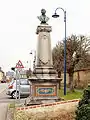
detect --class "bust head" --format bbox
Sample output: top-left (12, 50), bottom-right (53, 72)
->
top-left (41, 9), bottom-right (46, 15)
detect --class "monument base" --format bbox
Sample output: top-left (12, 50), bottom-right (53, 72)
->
top-left (26, 98), bottom-right (62, 106)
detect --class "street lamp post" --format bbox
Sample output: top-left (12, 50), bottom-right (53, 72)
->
top-left (30, 52), bottom-right (33, 69)
top-left (30, 50), bottom-right (36, 70)
top-left (52, 7), bottom-right (67, 95)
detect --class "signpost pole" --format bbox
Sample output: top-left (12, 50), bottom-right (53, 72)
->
top-left (18, 70), bottom-right (20, 102)
top-left (16, 70), bottom-right (18, 100)
top-left (15, 60), bottom-right (24, 103)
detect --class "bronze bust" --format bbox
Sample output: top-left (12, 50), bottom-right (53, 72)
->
top-left (37, 9), bottom-right (49, 24)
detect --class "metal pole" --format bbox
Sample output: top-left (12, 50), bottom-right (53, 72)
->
top-left (33, 51), bottom-right (36, 69)
top-left (30, 51), bottom-right (32, 69)
top-left (16, 70), bottom-right (18, 100)
top-left (18, 70), bottom-right (20, 102)
top-left (52, 7), bottom-right (67, 95)
top-left (64, 11), bottom-right (66, 95)
top-left (30, 59), bottom-right (31, 69)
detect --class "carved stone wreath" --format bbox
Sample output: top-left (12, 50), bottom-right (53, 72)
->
top-left (39, 59), bottom-right (50, 65)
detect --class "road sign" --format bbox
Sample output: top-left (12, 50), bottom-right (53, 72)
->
top-left (16, 60), bottom-right (24, 68)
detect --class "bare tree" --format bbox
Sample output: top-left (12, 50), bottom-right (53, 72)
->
top-left (52, 35), bottom-right (90, 91)
top-left (52, 42), bottom-right (64, 77)
top-left (26, 68), bottom-right (32, 78)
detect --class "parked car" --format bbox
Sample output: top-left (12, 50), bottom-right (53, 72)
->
top-left (6, 79), bottom-right (31, 98)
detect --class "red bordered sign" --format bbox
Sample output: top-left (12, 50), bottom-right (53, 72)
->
top-left (16, 60), bottom-right (24, 68)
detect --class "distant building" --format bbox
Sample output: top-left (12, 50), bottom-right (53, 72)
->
top-left (6, 71), bottom-right (14, 78)
top-left (6, 70), bottom-right (29, 80)
top-left (6, 71), bottom-right (15, 82)
top-left (19, 70), bottom-right (27, 79)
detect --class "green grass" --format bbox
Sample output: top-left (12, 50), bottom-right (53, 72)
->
top-left (58, 88), bottom-right (83, 100)
top-left (8, 102), bottom-right (15, 108)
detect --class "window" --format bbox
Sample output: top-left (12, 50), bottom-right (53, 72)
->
top-left (20, 80), bottom-right (29, 85)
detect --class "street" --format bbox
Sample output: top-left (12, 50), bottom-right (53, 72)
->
top-left (0, 83), bottom-right (8, 94)
top-left (0, 83), bottom-right (27, 120)
top-left (0, 83), bottom-right (27, 104)
top-left (0, 88), bottom-right (15, 103)
top-left (0, 83), bottom-right (15, 103)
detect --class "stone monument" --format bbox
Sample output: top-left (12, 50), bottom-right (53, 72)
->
top-left (29, 9), bottom-right (62, 104)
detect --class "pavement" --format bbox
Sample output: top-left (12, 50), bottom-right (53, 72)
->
top-left (0, 83), bottom-right (8, 120)
top-left (0, 103), bottom-right (8, 120)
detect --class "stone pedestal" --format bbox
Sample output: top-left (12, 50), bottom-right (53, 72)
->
top-left (28, 24), bottom-right (62, 104)
top-left (36, 25), bottom-right (53, 67)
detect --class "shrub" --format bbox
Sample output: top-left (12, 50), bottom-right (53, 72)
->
top-left (75, 85), bottom-right (90, 120)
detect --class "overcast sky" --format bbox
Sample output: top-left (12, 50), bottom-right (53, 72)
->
top-left (0, 0), bottom-right (90, 72)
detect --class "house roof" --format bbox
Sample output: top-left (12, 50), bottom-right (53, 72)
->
top-left (0, 70), bottom-right (4, 74)
top-left (74, 67), bottom-right (90, 72)
top-left (0, 67), bottom-right (4, 74)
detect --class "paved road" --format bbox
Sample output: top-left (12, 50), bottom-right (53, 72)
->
top-left (0, 83), bottom-right (8, 94)
top-left (0, 89), bottom-right (15, 103)
top-left (0, 89), bottom-right (26, 104)
top-left (0, 83), bottom-right (15, 103)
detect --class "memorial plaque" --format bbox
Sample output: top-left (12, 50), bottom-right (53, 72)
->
top-left (35, 85), bottom-right (57, 97)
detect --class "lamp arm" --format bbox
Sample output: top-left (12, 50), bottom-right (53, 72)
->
top-left (54, 7), bottom-right (66, 22)
top-left (55, 7), bottom-right (65, 13)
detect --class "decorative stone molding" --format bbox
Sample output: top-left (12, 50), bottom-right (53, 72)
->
top-left (36, 25), bottom-right (52, 34)
top-left (16, 99), bottom-right (79, 111)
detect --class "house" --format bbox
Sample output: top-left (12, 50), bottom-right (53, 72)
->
top-left (6, 71), bottom-right (15, 82)
top-left (0, 67), bottom-right (5, 82)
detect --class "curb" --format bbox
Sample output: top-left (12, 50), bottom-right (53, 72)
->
top-left (16, 99), bottom-right (79, 111)
top-left (6, 104), bottom-right (9, 120)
